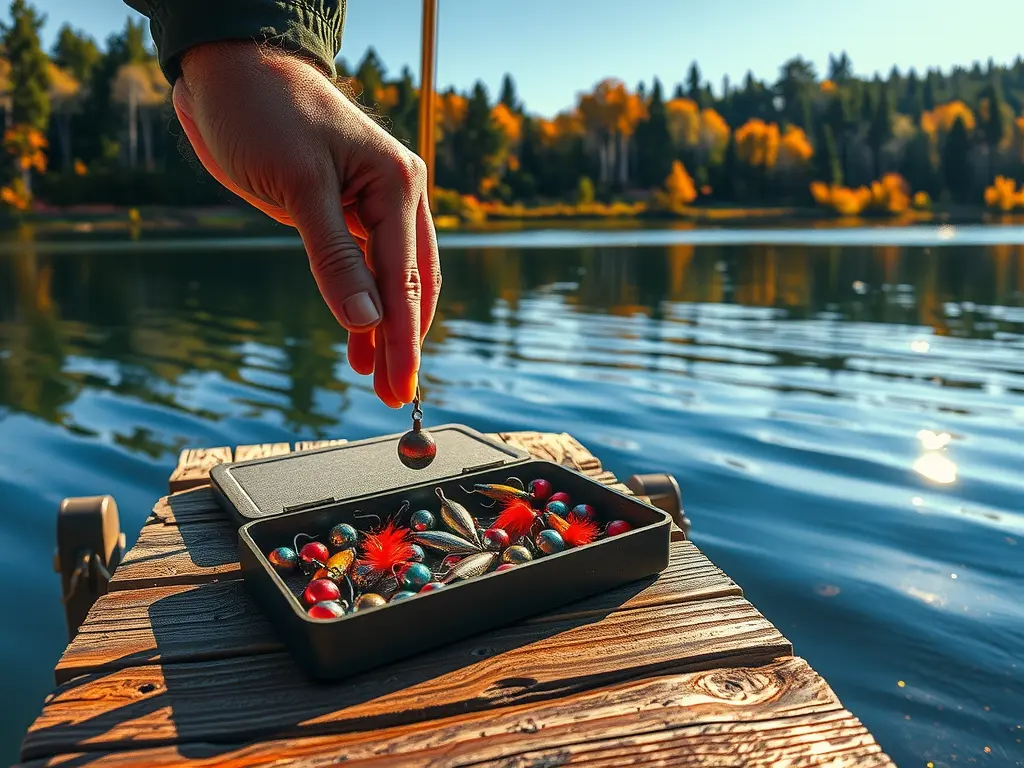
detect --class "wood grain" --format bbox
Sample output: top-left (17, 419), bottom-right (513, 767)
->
top-left (108, 519), bottom-right (239, 591)
top-left (167, 447), bottom-right (232, 493)
top-left (55, 541), bottom-right (738, 683)
top-left (21, 658), bottom-right (882, 767)
top-left (232, 443), bottom-right (291, 462)
top-left (146, 487), bottom-right (222, 527)
top-left (22, 595), bottom-right (790, 759)
top-left (293, 439), bottom-right (349, 452)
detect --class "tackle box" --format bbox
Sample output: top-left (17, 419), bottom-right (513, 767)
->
top-left (210, 424), bottom-right (671, 680)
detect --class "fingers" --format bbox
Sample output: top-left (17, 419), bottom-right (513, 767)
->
top-left (290, 178), bottom-right (384, 334)
top-left (416, 194), bottom-right (441, 343)
top-left (371, 202), bottom-right (421, 405)
top-left (373, 327), bottom-right (402, 408)
top-left (348, 330), bottom-right (375, 376)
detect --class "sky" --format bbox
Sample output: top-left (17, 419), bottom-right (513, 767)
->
top-left (33, 0), bottom-right (1024, 116)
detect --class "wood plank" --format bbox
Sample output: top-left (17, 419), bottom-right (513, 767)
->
top-left (146, 487), bottom-right (222, 527)
top-left (22, 658), bottom-right (880, 767)
top-left (232, 443), bottom-right (291, 462)
top-left (167, 447), bottom-right (232, 493)
top-left (294, 439), bottom-right (349, 452)
top-left (22, 595), bottom-right (790, 759)
top-left (108, 519), bottom-right (239, 591)
top-left (55, 541), bottom-right (738, 683)
top-left (495, 431), bottom-right (603, 473)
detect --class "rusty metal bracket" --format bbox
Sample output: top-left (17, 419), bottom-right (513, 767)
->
top-left (53, 495), bottom-right (126, 643)
top-left (626, 473), bottom-right (691, 539)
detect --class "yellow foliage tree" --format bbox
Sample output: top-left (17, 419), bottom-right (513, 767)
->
top-left (810, 173), bottom-right (912, 216)
top-left (984, 176), bottom-right (1024, 212)
top-left (653, 160), bottom-right (697, 213)
top-left (921, 101), bottom-right (976, 136)
top-left (735, 118), bottom-right (780, 169)
top-left (698, 108), bottom-right (730, 165)
top-left (777, 125), bottom-right (814, 167)
top-left (665, 98), bottom-right (700, 148)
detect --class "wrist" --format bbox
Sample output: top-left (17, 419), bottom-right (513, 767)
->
top-left (180, 41), bottom-right (330, 86)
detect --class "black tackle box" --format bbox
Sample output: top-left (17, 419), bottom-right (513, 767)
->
top-left (210, 424), bottom-right (671, 681)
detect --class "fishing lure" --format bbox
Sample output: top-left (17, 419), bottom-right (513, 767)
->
top-left (398, 388), bottom-right (436, 470)
top-left (351, 520), bottom-right (415, 589)
top-left (546, 512), bottom-right (599, 548)
top-left (493, 498), bottom-right (538, 540)
top-left (435, 488), bottom-right (482, 547)
top-left (313, 548), bottom-right (356, 583)
top-left (468, 483), bottom-right (534, 506)
top-left (442, 551), bottom-right (498, 583)
top-left (412, 530), bottom-right (482, 555)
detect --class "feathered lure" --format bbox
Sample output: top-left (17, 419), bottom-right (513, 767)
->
top-left (351, 520), bottom-right (415, 589)
top-left (494, 498), bottom-right (538, 541)
top-left (544, 511), bottom-right (599, 548)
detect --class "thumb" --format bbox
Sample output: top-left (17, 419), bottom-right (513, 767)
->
top-left (292, 193), bottom-right (383, 332)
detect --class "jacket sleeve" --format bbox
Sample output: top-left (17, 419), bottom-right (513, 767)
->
top-left (124, 0), bottom-right (346, 84)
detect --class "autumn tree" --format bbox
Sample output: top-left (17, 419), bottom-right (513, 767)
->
top-left (453, 81), bottom-right (502, 195)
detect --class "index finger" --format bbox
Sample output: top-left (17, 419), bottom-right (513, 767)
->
top-left (370, 209), bottom-right (420, 405)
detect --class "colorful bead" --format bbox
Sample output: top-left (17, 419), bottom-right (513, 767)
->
top-left (548, 491), bottom-right (571, 507)
top-left (606, 520), bottom-right (633, 536)
top-left (307, 600), bottom-right (346, 619)
top-left (408, 543), bottom-right (426, 562)
top-left (402, 562), bottom-right (432, 591)
top-left (302, 578), bottom-right (341, 606)
top-left (572, 504), bottom-right (596, 521)
top-left (501, 545), bottom-right (532, 565)
top-left (483, 527), bottom-right (511, 551)
top-left (391, 590), bottom-right (417, 602)
top-left (528, 478), bottom-right (553, 502)
top-left (420, 582), bottom-right (445, 592)
top-left (268, 546), bottom-right (298, 573)
top-left (496, 563), bottom-right (517, 572)
top-left (536, 529), bottom-right (565, 555)
top-left (355, 593), bottom-right (387, 610)
top-left (545, 500), bottom-right (568, 518)
top-left (328, 523), bottom-right (359, 550)
top-left (410, 509), bottom-right (435, 532)
top-left (299, 541), bottom-right (329, 566)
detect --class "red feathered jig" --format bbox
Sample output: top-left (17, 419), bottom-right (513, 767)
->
top-left (562, 513), bottom-right (599, 548)
top-left (494, 498), bottom-right (537, 540)
top-left (358, 520), bottom-right (414, 577)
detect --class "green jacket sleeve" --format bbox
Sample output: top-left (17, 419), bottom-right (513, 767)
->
top-left (124, 0), bottom-right (346, 84)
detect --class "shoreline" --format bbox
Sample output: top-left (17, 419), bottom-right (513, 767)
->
top-left (1, 203), bottom-right (1021, 238)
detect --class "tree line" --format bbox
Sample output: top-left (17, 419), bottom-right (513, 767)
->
top-left (2, 0), bottom-right (1024, 215)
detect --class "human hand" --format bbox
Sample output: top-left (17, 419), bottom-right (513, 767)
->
top-left (173, 42), bottom-right (440, 407)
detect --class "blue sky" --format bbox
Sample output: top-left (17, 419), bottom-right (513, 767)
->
top-left (34, 0), bottom-right (1024, 115)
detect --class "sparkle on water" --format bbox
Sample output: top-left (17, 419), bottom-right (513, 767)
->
top-left (1, 225), bottom-right (1022, 767)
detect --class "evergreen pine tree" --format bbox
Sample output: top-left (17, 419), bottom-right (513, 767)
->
top-left (814, 124), bottom-right (842, 185)
top-left (686, 61), bottom-right (701, 100)
top-left (2, 0), bottom-right (51, 131)
top-left (942, 116), bottom-right (971, 202)
top-left (454, 81), bottom-right (501, 195)
top-left (868, 88), bottom-right (893, 177)
top-left (498, 73), bottom-right (520, 112)
top-left (52, 24), bottom-right (100, 84)
top-left (635, 78), bottom-right (673, 187)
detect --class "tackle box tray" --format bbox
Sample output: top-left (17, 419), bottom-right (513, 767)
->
top-left (210, 425), bottom-right (672, 681)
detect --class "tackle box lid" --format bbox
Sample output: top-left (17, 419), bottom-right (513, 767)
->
top-left (210, 424), bottom-right (532, 522)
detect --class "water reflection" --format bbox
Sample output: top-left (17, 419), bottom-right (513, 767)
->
top-left (1, 229), bottom-right (1023, 768)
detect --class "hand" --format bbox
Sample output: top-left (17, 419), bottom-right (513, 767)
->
top-left (173, 42), bottom-right (440, 407)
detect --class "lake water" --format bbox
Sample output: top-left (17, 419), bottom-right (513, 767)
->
top-left (1, 225), bottom-right (1022, 766)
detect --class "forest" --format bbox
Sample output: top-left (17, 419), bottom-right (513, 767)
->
top-left (3, 0), bottom-right (1024, 220)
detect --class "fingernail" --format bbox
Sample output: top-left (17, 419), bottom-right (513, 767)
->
top-left (343, 292), bottom-right (380, 327)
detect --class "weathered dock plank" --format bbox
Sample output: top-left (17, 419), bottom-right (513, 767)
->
top-left (21, 431), bottom-right (894, 767)
top-left (24, 594), bottom-right (790, 759)
top-left (22, 658), bottom-right (871, 767)
top-left (56, 541), bottom-right (738, 683)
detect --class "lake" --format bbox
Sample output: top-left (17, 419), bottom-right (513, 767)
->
top-left (1, 225), bottom-right (1022, 766)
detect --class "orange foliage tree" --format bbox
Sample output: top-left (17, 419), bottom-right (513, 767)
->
top-left (984, 176), bottom-right (1024, 212)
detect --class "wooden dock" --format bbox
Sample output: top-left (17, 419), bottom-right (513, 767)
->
top-left (19, 432), bottom-right (894, 767)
